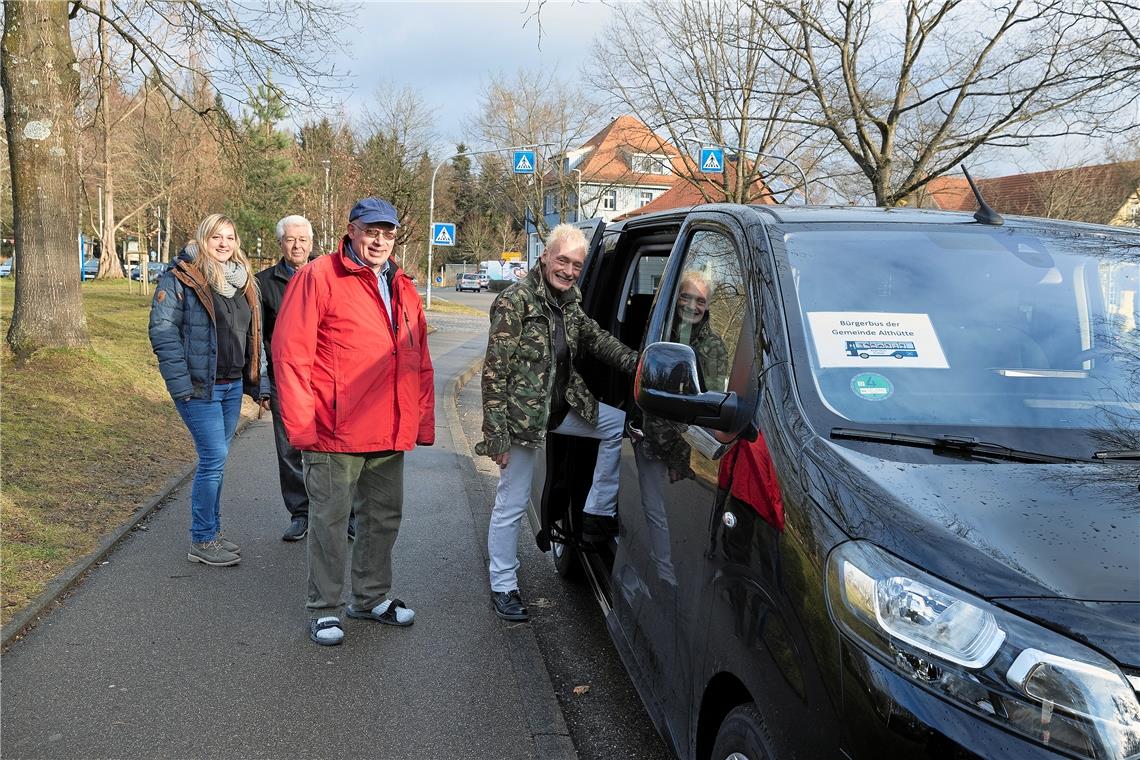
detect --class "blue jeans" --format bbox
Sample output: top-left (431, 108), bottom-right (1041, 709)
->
top-left (175, 380), bottom-right (244, 543)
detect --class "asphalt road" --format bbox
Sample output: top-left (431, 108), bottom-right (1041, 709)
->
top-left (455, 378), bottom-right (673, 760)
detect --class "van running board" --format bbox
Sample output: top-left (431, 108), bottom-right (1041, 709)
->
top-left (547, 522), bottom-right (602, 554)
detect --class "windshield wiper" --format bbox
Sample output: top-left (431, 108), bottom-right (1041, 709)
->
top-left (1093, 449), bottom-right (1140, 460)
top-left (830, 427), bottom-right (1080, 464)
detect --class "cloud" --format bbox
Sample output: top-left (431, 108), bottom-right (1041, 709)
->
top-left (334, 1), bottom-right (615, 143)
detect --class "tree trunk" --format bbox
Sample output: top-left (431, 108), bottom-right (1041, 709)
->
top-left (96, 0), bottom-right (122, 279)
top-left (2, 0), bottom-right (89, 355)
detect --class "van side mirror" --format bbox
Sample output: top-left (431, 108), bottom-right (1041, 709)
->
top-left (635, 342), bottom-right (741, 432)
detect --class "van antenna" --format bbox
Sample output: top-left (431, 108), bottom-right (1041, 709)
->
top-left (961, 165), bottom-right (1003, 226)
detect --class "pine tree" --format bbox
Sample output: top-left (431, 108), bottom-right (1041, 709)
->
top-left (228, 83), bottom-right (308, 259)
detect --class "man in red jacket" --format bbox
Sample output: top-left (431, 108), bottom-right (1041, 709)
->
top-left (274, 197), bottom-right (435, 646)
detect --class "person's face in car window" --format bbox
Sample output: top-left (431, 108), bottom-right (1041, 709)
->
top-left (677, 273), bottom-right (711, 325)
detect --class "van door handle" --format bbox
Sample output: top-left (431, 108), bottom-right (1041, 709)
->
top-left (722, 511), bottom-right (737, 529)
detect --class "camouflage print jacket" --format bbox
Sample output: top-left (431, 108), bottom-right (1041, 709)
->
top-left (475, 264), bottom-right (638, 458)
top-left (640, 315), bottom-right (730, 476)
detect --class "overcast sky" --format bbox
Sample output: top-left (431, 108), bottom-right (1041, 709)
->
top-left (327, 1), bottom-right (615, 148)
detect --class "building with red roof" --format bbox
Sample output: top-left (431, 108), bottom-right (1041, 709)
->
top-left (918, 162), bottom-right (1140, 227)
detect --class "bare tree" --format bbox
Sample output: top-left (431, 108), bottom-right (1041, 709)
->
top-left (2, 0), bottom-right (351, 355)
top-left (588, 0), bottom-right (829, 203)
top-left (753, 0), bottom-right (1140, 206)
top-left (354, 87), bottom-right (439, 269)
top-left (1024, 160), bottom-right (1140, 224)
top-left (469, 68), bottom-right (602, 236)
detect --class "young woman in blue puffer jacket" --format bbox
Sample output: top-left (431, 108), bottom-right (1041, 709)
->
top-left (149, 214), bottom-right (269, 567)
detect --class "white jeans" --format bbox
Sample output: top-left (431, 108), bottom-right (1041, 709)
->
top-left (487, 402), bottom-right (625, 593)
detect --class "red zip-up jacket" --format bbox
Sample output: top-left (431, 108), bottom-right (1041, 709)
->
top-left (273, 240), bottom-right (435, 452)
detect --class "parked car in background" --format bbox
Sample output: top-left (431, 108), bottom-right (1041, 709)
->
top-left (130, 262), bottom-right (168, 282)
top-left (0, 259), bottom-right (12, 278)
top-left (477, 273), bottom-right (490, 289)
top-left (83, 257), bottom-right (127, 280)
top-left (455, 272), bottom-right (482, 292)
top-left (532, 205), bottom-right (1140, 760)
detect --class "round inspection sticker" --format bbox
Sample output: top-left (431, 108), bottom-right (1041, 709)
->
top-left (851, 372), bottom-right (894, 401)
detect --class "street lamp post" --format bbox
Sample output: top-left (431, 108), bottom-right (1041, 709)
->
top-left (321, 159), bottom-right (331, 253)
top-left (571, 168), bottom-right (583, 221)
top-left (424, 142), bottom-right (555, 310)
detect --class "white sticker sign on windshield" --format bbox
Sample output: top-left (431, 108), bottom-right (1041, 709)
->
top-left (807, 312), bottom-right (949, 369)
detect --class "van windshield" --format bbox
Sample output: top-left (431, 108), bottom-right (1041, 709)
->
top-left (783, 223), bottom-right (1140, 447)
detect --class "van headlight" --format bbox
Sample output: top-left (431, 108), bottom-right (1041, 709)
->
top-left (826, 541), bottom-right (1140, 759)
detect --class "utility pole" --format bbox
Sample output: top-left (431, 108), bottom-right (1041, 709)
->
top-left (321, 159), bottom-right (331, 253)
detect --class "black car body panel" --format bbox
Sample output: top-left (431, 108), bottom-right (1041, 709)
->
top-left (530, 205), bottom-right (1140, 760)
top-left (806, 444), bottom-right (1140, 602)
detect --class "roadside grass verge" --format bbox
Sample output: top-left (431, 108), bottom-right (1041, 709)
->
top-left (0, 280), bottom-right (206, 624)
top-left (427, 297), bottom-right (486, 318)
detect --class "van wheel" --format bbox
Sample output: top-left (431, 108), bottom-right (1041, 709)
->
top-left (551, 516), bottom-right (584, 582)
top-left (710, 703), bottom-right (777, 760)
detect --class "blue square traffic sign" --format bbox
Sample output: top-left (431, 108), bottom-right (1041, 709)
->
top-left (699, 147), bottom-right (724, 173)
top-left (431, 223), bottom-right (456, 246)
top-left (513, 150), bottom-right (536, 174)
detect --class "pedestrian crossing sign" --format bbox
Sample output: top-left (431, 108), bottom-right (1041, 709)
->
top-left (432, 223), bottom-right (456, 246)
top-left (699, 147), bottom-right (724, 173)
top-left (513, 150), bottom-right (536, 174)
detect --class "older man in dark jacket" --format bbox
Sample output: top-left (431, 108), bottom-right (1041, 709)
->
top-left (256, 215), bottom-right (317, 542)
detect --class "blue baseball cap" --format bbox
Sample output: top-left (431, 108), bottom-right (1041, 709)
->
top-left (349, 197), bottom-right (400, 227)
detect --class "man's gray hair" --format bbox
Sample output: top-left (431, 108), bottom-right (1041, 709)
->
top-left (545, 223), bottom-right (587, 254)
top-left (275, 215), bottom-right (314, 241)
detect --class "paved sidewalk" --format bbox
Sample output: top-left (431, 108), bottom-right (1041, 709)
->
top-left (0, 316), bottom-right (576, 760)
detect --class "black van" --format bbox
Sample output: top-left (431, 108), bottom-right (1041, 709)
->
top-left (529, 205), bottom-right (1140, 760)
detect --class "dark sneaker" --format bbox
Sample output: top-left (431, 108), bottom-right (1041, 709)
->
top-left (309, 616), bottom-right (344, 646)
top-left (282, 516), bottom-right (308, 542)
top-left (491, 589), bottom-right (529, 622)
top-left (187, 540), bottom-right (240, 567)
top-left (581, 513), bottom-right (619, 543)
top-left (215, 533), bottom-right (239, 554)
top-left (347, 515), bottom-right (357, 541)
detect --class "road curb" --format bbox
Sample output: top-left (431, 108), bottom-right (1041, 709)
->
top-left (1, 414), bottom-right (258, 650)
top-left (444, 357), bottom-right (580, 760)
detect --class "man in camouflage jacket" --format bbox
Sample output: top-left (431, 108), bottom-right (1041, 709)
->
top-left (476, 224), bottom-right (637, 622)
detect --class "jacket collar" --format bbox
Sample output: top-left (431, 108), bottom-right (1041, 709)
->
top-left (273, 258), bottom-right (297, 281)
top-left (173, 253), bottom-right (209, 291)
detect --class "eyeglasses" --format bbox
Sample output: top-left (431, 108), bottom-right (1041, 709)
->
top-left (282, 237), bottom-right (310, 246)
top-left (351, 223), bottom-right (398, 241)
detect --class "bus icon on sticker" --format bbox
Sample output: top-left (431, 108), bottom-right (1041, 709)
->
top-left (845, 340), bottom-right (918, 359)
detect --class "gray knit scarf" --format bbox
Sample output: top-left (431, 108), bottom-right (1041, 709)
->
top-left (214, 260), bottom-right (248, 298)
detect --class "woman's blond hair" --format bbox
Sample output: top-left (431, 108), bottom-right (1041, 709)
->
top-left (192, 214), bottom-right (256, 294)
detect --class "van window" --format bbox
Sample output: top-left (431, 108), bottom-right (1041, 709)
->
top-left (784, 224), bottom-right (1140, 437)
top-left (664, 230), bottom-right (743, 393)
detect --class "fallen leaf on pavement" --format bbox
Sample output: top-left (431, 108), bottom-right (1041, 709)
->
top-left (572, 685), bottom-right (591, 696)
